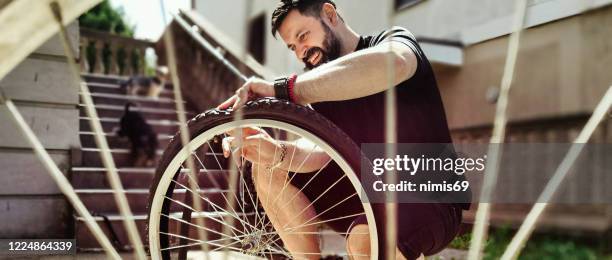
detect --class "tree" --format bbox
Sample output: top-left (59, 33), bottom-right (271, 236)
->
top-left (79, 0), bottom-right (133, 36)
top-left (79, 0), bottom-right (139, 74)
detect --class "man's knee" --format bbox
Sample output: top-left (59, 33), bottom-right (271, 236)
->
top-left (346, 224), bottom-right (371, 257)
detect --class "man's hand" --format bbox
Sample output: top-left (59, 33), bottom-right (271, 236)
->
top-left (217, 77), bottom-right (274, 110)
top-left (221, 127), bottom-right (284, 168)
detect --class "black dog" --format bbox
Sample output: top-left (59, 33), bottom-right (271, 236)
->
top-left (117, 103), bottom-right (158, 167)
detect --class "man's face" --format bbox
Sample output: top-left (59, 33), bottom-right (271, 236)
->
top-left (278, 9), bottom-right (342, 70)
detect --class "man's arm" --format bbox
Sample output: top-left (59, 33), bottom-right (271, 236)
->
top-left (217, 36), bottom-right (419, 110)
top-left (294, 41), bottom-right (418, 105)
top-left (279, 138), bottom-right (331, 173)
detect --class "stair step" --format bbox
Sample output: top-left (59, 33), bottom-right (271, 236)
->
top-left (85, 82), bottom-right (174, 99)
top-left (82, 73), bottom-right (128, 84)
top-left (79, 147), bottom-right (228, 168)
top-left (77, 73), bottom-right (220, 251)
top-left (75, 188), bottom-right (230, 214)
top-left (79, 131), bottom-right (173, 150)
top-left (86, 92), bottom-right (178, 104)
top-left (74, 211), bottom-right (255, 250)
top-left (78, 147), bottom-right (162, 168)
top-left (72, 167), bottom-right (156, 189)
top-left (78, 104), bottom-right (194, 121)
top-left (71, 167), bottom-right (230, 190)
top-left (79, 117), bottom-right (180, 136)
top-left (85, 92), bottom-right (180, 110)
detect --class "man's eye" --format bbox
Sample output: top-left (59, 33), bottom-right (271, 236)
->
top-left (299, 31), bottom-right (308, 41)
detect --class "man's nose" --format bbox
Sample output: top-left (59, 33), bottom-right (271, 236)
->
top-left (296, 45), bottom-right (309, 60)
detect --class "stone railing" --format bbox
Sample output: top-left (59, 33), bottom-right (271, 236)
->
top-left (79, 28), bottom-right (155, 76)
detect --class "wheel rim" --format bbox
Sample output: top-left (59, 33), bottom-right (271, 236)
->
top-left (148, 119), bottom-right (378, 259)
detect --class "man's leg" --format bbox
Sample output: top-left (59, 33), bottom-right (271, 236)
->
top-left (251, 163), bottom-right (320, 260)
top-left (347, 203), bottom-right (462, 260)
top-left (346, 224), bottom-right (420, 260)
top-left (346, 224), bottom-right (370, 260)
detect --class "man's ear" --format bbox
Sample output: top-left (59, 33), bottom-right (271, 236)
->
top-left (321, 3), bottom-right (338, 25)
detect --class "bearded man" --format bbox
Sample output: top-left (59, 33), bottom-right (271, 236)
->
top-left (218, 1), bottom-right (470, 259)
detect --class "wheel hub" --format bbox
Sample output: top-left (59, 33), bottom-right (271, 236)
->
top-left (240, 230), bottom-right (266, 254)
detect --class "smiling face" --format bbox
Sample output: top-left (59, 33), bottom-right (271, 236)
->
top-left (277, 9), bottom-right (342, 70)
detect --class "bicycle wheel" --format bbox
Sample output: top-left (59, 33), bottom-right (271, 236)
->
top-left (147, 98), bottom-right (378, 259)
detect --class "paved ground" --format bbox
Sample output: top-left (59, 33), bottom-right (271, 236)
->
top-left (2, 252), bottom-right (260, 260)
top-left (429, 248), bottom-right (468, 260)
top-left (1, 248), bottom-right (469, 260)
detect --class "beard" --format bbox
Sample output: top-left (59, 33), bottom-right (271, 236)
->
top-left (303, 22), bottom-right (342, 71)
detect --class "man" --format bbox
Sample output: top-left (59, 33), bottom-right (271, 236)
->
top-left (218, 1), bottom-right (469, 259)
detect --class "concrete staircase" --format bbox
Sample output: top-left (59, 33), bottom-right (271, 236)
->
top-left (72, 73), bottom-right (199, 251)
top-left (71, 74), bottom-right (349, 256)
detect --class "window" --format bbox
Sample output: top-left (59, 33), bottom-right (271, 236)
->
top-left (395, 0), bottom-right (426, 10)
top-left (247, 14), bottom-right (266, 64)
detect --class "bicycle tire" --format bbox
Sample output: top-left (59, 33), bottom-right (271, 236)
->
top-left (146, 98), bottom-right (378, 259)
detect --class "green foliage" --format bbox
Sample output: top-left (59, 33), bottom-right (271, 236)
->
top-left (448, 232), bottom-right (471, 250)
top-left (482, 226), bottom-right (512, 260)
top-left (79, 0), bottom-right (144, 74)
top-left (447, 227), bottom-right (606, 260)
top-left (145, 64), bottom-right (157, 76)
top-left (518, 238), bottom-right (598, 260)
top-left (79, 0), bottom-right (133, 36)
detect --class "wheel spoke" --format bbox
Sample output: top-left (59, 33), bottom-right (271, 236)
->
top-left (262, 138), bottom-right (300, 236)
top-left (160, 232), bottom-right (242, 252)
top-left (281, 174), bottom-right (348, 229)
top-left (252, 135), bottom-right (263, 232)
top-left (170, 179), bottom-right (258, 233)
top-left (164, 195), bottom-right (246, 236)
top-left (205, 140), bottom-right (255, 237)
top-left (177, 165), bottom-right (244, 239)
top-left (297, 192), bottom-right (359, 228)
top-left (278, 158), bottom-right (333, 211)
top-left (268, 142), bottom-right (318, 211)
top-left (192, 146), bottom-right (254, 246)
top-left (285, 212), bottom-right (365, 232)
top-left (195, 146), bottom-right (247, 219)
top-left (266, 211), bottom-right (367, 249)
top-left (190, 150), bottom-right (221, 188)
top-left (161, 213), bottom-right (236, 241)
top-left (223, 133), bottom-right (261, 235)
top-left (259, 151), bottom-right (332, 234)
top-left (151, 122), bottom-right (376, 259)
top-left (257, 129), bottom-right (280, 233)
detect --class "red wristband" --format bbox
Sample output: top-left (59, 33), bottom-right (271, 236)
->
top-left (288, 74), bottom-right (298, 103)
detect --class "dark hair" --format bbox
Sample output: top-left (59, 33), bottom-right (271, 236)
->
top-left (271, 0), bottom-right (340, 37)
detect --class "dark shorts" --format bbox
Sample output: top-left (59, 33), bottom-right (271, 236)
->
top-left (348, 203), bottom-right (462, 259)
top-left (289, 161), bottom-right (364, 233)
top-left (289, 161), bottom-right (463, 260)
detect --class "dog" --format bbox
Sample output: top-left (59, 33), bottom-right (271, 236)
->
top-left (116, 102), bottom-right (158, 167)
top-left (120, 66), bottom-right (169, 99)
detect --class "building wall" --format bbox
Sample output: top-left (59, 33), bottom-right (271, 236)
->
top-left (394, 0), bottom-right (612, 45)
top-left (194, 0), bottom-right (393, 75)
top-left (0, 23), bottom-right (80, 238)
top-left (194, 0), bottom-right (612, 73)
top-left (438, 4), bottom-right (612, 129)
top-left (194, 0), bottom-right (612, 125)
